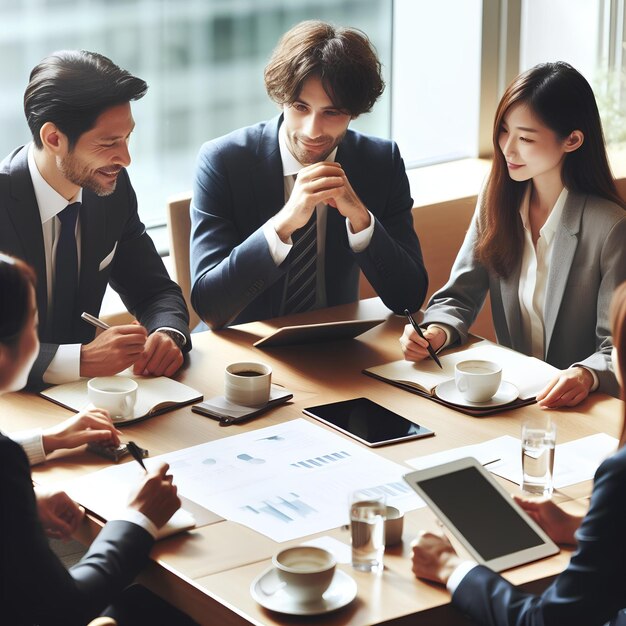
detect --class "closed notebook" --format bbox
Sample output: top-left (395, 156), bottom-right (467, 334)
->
top-left (364, 340), bottom-right (559, 413)
top-left (41, 375), bottom-right (203, 425)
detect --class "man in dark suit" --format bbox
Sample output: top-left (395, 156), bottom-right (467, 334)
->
top-left (0, 50), bottom-right (191, 387)
top-left (190, 20), bottom-right (428, 329)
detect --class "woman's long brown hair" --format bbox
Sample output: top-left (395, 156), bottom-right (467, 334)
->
top-left (476, 62), bottom-right (625, 277)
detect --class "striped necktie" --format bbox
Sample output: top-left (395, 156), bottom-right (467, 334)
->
top-left (52, 202), bottom-right (80, 342)
top-left (284, 209), bottom-right (318, 314)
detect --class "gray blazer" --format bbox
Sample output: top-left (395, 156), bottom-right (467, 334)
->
top-left (422, 191), bottom-right (626, 396)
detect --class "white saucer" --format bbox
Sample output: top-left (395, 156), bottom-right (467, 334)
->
top-left (250, 566), bottom-right (357, 615)
top-left (434, 379), bottom-right (519, 408)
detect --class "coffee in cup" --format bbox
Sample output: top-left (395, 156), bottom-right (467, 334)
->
top-left (272, 546), bottom-right (336, 603)
top-left (87, 376), bottom-right (138, 419)
top-left (225, 362), bottom-right (271, 407)
top-left (454, 359), bottom-right (502, 403)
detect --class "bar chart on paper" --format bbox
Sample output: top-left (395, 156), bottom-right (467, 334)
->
top-left (63, 419), bottom-right (424, 542)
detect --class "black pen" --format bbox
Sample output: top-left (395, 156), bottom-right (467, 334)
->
top-left (126, 441), bottom-right (147, 472)
top-left (404, 309), bottom-right (443, 369)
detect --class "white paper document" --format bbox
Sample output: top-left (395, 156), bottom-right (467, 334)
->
top-left (64, 419), bottom-right (424, 542)
top-left (406, 433), bottom-right (618, 489)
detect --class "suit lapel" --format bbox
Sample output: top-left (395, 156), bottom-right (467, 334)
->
top-left (250, 115), bottom-right (289, 317)
top-left (500, 260), bottom-right (526, 353)
top-left (251, 115), bottom-right (285, 226)
top-left (7, 146), bottom-right (49, 329)
top-left (543, 191), bottom-right (583, 353)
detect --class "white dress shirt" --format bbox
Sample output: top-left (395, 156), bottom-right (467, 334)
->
top-left (262, 123), bottom-right (375, 311)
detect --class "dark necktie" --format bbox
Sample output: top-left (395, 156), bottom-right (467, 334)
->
top-left (284, 209), bottom-right (318, 314)
top-left (52, 202), bottom-right (80, 342)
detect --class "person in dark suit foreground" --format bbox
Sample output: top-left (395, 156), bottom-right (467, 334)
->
top-left (411, 280), bottom-right (626, 626)
top-left (190, 20), bottom-right (427, 329)
top-left (0, 253), bottom-right (196, 625)
top-left (0, 50), bottom-right (190, 388)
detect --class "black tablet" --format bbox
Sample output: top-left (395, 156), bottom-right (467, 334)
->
top-left (404, 458), bottom-right (559, 571)
top-left (303, 397), bottom-right (434, 447)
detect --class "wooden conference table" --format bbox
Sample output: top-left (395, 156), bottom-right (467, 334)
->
top-left (0, 298), bottom-right (622, 625)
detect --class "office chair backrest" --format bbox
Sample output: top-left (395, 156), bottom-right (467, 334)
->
top-left (166, 192), bottom-right (200, 330)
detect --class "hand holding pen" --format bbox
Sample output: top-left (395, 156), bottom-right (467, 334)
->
top-left (402, 309), bottom-right (443, 368)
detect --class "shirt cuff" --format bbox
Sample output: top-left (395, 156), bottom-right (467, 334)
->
top-left (263, 219), bottom-right (292, 266)
top-left (446, 560), bottom-right (479, 594)
top-left (345, 210), bottom-right (374, 252)
top-left (427, 324), bottom-right (453, 352)
top-left (573, 365), bottom-right (599, 392)
top-left (42, 343), bottom-right (82, 385)
top-left (114, 508), bottom-right (159, 540)
top-left (12, 429), bottom-right (46, 466)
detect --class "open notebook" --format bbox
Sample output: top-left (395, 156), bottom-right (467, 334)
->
top-left (364, 340), bottom-right (559, 415)
top-left (41, 375), bottom-right (203, 425)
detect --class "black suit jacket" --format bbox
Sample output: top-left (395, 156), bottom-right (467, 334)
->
top-left (452, 445), bottom-right (626, 625)
top-left (190, 115), bottom-right (428, 328)
top-left (0, 145), bottom-right (191, 387)
top-left (0, 433), bottom-right (154, 625)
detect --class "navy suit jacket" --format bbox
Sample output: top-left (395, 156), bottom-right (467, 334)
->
top-left (452, 445), bottom-right (626, 625)
top-left (0, 433), bottom-right (154, 626)
top-left (190, 115), bottom-right (427, 328)
top-left (0, 146), bottom-right (191, 387)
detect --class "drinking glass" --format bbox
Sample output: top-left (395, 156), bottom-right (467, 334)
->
top-left (521, 419), bottom-right (556, 497)
top-left (350, 490), bottom-right (386, 572)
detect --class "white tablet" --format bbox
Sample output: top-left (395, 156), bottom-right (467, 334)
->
top-left (253, 318), bottom-right (384, 348)
top-left (403, 457), bottom-right (559, 571)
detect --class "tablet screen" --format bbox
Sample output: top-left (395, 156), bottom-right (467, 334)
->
top-left (303, 398), bottom-right (434, 447)
top-left (417, 466), bottom-right (544, 560)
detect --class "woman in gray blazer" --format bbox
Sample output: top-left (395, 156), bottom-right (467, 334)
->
top-left (401, 62), bottom-right (626, 407)
top-left (410, 281), bottom-right (626, 626)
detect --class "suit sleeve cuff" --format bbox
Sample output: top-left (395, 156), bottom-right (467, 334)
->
top-left (427, 324), bottom-right (453, 352)
top-left (446, 560), bottom-right (479, 594)
top-left (11, 429), bottom-right (47, 466)
top-left (42, 343), bottom-right (81, 385)
top-left (114, 508), bottom-right (159, 540)
top-left (346, 210), bottom-right (375, 252)
top-left (263, 219), bottom-right (292, 266)
top-left (155, 327), bottom-right (187, 347)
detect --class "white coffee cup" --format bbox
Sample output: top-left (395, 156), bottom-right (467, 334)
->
top-left (273, 546), bottom-right (336, 603)
top-left (224, 362), bottom-right (271, 407)
top-left (87, 376), bottom-right (138, 419)
top-left (454, 359), bottom-right (502, 403)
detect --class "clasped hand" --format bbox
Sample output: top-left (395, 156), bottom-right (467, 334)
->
top-left (80, 324), bottom-right (183, 378)
top-left (274, 162), bottom-right (370, 241)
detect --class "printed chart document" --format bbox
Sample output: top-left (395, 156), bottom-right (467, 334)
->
top-left (364, 340), bottom-right (559, 415)
top-left (63, 419), bottom-right (424, 542)
top-left (41, 375), bottom-right (202, 425)
top-left (405, 433), bottom-right (618, 489)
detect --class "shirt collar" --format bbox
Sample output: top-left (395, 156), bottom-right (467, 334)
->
top-left (519, 186), bottom-right (569, 244)
top-left (278, 121), bottom-right (337, 177)
top-left (27, 143), bottom-right (83, 224)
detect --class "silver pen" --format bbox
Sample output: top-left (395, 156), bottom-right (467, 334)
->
top-left (81, 311), bottom-right (111, 331)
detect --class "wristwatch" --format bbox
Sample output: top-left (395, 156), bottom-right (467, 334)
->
top-left (157, 328), bottom-right (187, 349)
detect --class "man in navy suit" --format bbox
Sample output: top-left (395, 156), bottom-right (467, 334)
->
top-left (0, 50), bottom-right (191, 387)
top-left (190, 20), bottom-right (428, 328)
